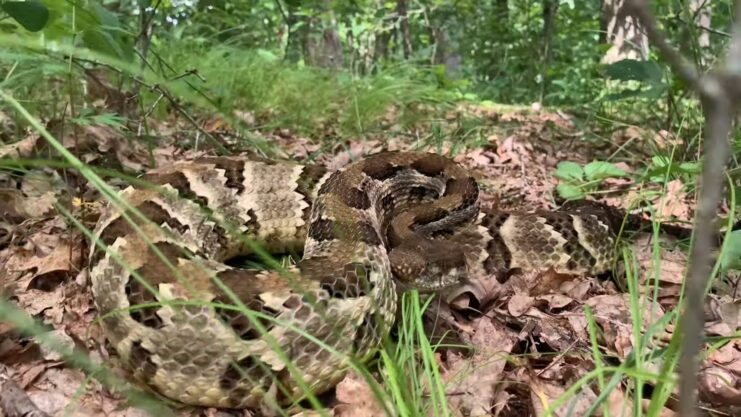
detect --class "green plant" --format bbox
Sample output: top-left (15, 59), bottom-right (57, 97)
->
top-left (553, 160), bottom-right (627, 200)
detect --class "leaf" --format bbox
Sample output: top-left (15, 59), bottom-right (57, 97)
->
top-left (553, 161), bottom-right (584, 182)
top-left (256, 48), bottom-right (279, 62)
top-left (604, 88), bottom-right (646, 102)
top-left (584, 161), bottom-right (626, 181)
top-left (679, 161), bottom-right (701, 175)
top-left (556, 183), bottom-right (584, 200)
top-left (71, 112), bottom-right (127, 129)
top-left (719, 231), bottom-right (741, 272)
top-left (652, 155), bottom-right (670, 168)
top-left (604, 59), bottom-right (664, 85)
top-left (91, 3), bottom-right (122, 28)
top-left (604, 86), bottom-right (668, 102)
top-left (82, 28), bottom-right (126, 60)
top-left (643, 85), bottom-right (669, 99)
top-left (1, 1), bottom-right (49, 32)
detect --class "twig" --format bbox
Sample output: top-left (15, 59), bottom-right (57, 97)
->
top-left (132, 0), bottom-right (162, 98)
top-left (138, 92), bottom-right (165, 137)
top-left (674, 16), bottom-right (732, 38)
top-left (274, 0), bottom-right (290, 26)
top-left (626, 2), bottom-right (741, 417)
top-left (137, 0), bottom-right (162, 66)
top-left (131, 77), bottom-right (229, 154)
top-left (170, 68), bottom-right (205, 82)
top-left (70, 57), bottom-right (229, 154)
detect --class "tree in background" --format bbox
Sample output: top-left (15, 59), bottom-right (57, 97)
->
top-left (691, 0), bottom-right (712, 49)
top-left (1, 0), bottom-right (736, 120)
top-left (602, 0), bottom-right (650, 63)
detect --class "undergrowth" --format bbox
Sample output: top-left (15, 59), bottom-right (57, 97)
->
top-left (130, 40), bottom-right (456, 138)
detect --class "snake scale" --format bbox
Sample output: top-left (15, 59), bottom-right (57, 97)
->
top-left (89, 151), bottom-right (619, 409)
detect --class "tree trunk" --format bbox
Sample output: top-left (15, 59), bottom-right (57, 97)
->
top-left (397, 0), bottom-right (413, 59)
top-left (370, 0), bottom-right (390, 69)
top-left (690, 0), bottom-right (711, 49)
top-left (374, 31), bottom-right (391, 65)
top-left (432, 27), bottom-right (462, 77)
top-left (540, 0), bottom-right (558, 102)
top-left (319, 12), bottom-right (344, 69)
top-left (599, 0), bottom-right (608, 44)
top-left (284, 3), bottom-right (303, 63)
top-left (302, 0), bottom-right (344, 69)
top-left (494, 0), bottom-right (508, 20)
top-left (601, 0), bottom-right (649, 63)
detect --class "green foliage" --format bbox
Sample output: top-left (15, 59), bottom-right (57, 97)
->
top-left (604, 59), bottom-right (664, 84)
top-left (1, 0), bottom-right (134, 61)
top-left (644, 156), bottom-right (701, 183)
top-left (720, 230), bottom-right (741, 273)
top-left (1, 1), bottom-right (49, 32)
top-left (459, 1), bottom-right (605, 105)
top-left (1, 0), bottom-right (736, 144)
top-left (603, 59), bottom-right (668, 101)
top-left (584, 160), bottom-right (627, 180)
top-left (157, 40), bottom-right (451, 137)
top-left (70, 109), bottom-right (127, 129)
top-left (554, 160), bottom-right (627, 200)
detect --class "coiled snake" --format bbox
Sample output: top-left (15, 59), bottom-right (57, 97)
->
top-left (89, 151), bottom-right (618, 409)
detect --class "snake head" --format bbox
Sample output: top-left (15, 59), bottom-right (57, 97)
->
top-left (389, 240), bottom-right (467, 292)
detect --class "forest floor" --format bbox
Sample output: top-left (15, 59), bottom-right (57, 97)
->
top-left (0, 104), bottom-right (739, 417)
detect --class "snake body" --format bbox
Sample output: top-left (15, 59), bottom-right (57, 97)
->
top-left (89, 151), bottom-right (617, 409)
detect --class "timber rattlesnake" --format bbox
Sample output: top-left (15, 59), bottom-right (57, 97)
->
top-left (89, 151), bottom-right (619, 409)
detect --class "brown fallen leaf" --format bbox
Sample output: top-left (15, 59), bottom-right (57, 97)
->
top-left (705, 295), bottom-right (741, 338)
top-left (0, 135), bottom-right (39, 159)
top-left (320, 140), bottom-right (383, 171)
top-left (0, 364), bottom-right (51, 417)
top-left (60, 124), bottom-right (150, 172)
top-left (443, 318), bottom-right (517, 416)
top-left (283, 137), bottom-right (321, 160)
top-left (507, 294), bottom-right (534, 317)
top-left (0, 323), bottom-right (41, 365)
top-left (15, 288), bottom-right (64, 319)
top-left (18, 238), bottom-right (82, 292)
top-left (334, 371), bottom-right (388, 417)
top-left (653, 129), bottom-right (683, 149)
top-left (629, 233), bottom-right (687, 309)
top-left (458, 148), bottom-right (495, 169)
top-left (0, 188), bottom-right (58, 225)
top-left (524, 308), bottom-right (580, 352)
top-left (526, 370), bottom-right (595, 417)
top-left (528, 270), bottom-right (583, 296)
top-left (5, 231), bottom-right (77, 319)
top-left (584, 294), bottom-right (670, 358)
top-left (655, 179), bottom-right (691, 222)
top-left (494, 135), bottom-right (530, 166)
top-left (536, 294), bottom-right (576, 311)
top-left (698, 340), bottom-right (741, 407)
top-left (20, 363), bottom-right (48, 389)
top-left (36, 330), bottom-right (75, 362)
